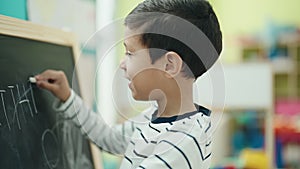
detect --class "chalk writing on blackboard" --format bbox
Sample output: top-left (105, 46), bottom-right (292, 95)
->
top-left (0, 83), bottom-right (38, 130)
top-left (41, 117), bottom-right (94, 169)
top-left (42, 129), bottom-right (59, 169)
top-left (0, 80), bottom-right (93, 169)
top-left (0, 89), bottom-right (10, 130)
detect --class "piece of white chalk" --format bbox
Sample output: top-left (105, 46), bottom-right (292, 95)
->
top-left (29, 77), bottom-right (37, 83)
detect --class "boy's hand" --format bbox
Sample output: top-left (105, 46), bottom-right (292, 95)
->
top-left (35, 70), bottom-right (71, 102)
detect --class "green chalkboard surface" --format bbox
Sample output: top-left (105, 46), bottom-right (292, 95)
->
top-left (0, 15), bottom-right (97, 169)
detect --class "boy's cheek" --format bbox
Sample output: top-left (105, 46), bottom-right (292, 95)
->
top-left (130, 69), bottom-right (166, 100)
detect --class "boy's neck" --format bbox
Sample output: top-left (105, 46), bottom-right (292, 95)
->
top-left (156, 98), bottom-right (196, 117)
top-left (156, 79), bottom-right (196, 117)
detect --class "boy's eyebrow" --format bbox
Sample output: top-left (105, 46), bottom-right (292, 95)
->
top-left (123, 42), bottom-right (134, 52)
top-left (123, 41), bottom-right (136, 52)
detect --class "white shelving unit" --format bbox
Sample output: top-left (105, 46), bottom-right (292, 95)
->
top-left (195, 62), bottom-right (274, 168)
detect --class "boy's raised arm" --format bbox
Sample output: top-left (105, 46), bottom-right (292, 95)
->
top-left (35, 69), bottom-right (135, 155)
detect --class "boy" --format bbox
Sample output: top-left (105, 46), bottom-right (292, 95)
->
top-left (35, 0), bottom-right (222, 168)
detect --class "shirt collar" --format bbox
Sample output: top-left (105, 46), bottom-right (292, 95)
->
top-left (151, 104), bottom-right (211, 124)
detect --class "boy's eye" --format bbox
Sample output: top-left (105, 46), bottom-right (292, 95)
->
top-left (125, 51), bottom-right (133, 57)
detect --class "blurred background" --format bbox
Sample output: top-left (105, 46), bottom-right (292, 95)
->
top-left (1, 0), bottom-right (300, 168)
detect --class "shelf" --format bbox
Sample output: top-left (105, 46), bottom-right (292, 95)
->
top-left (274, 74), bottom-right (288, 87)
top-left (271, 57), bottom-right (295, 74)
top-left (240, 35), bottom-right (300, 169)
top-left (297, 46), bottom-right (300, 62)
top-left (228, 110), bottom-right (265, 156)
top-left (275, 89), bottom-right (290, 99)
top-left (298, 75), bottom-right (300, 97)
top-left (242, 48), bottom-right (266, 61)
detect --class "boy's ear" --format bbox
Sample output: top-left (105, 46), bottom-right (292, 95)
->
top-left (164, 51), bottom-right (183, 78)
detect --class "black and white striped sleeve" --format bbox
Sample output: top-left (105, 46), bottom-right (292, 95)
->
top-left (53, 90), bottom-right (135, 155)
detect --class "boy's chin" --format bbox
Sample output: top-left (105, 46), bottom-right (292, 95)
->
top-left (131, 94), bottom-right (149, 101)
top-left (131, 92), bottom-right (154, 101)
top-left (130, 88), bottom-right (164, 101)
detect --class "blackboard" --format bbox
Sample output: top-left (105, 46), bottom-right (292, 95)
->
top-left (0, 15), bottom-right (99, 169)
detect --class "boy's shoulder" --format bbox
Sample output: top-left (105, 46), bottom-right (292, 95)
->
top-left (129, 105), bottom-right (157, 122)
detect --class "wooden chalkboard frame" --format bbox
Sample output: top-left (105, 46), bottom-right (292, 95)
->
top-left (0, 14), bottom-right (102, 169)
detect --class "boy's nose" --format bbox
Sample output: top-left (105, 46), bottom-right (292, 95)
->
top-left (119, 57), bottom-right (127, 71)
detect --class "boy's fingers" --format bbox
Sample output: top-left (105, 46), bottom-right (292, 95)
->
top-left (37, 80), bottom-right (56, 92)
top-left (37, 69), bottom-right (55, 78)
top-left (35, 70), bottom-right (59, 82)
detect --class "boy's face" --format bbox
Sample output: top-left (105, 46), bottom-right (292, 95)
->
top-left (119, 27), bottom-right (166, 101)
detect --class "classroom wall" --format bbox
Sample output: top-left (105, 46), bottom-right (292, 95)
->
top-left (114, 0), bottom-right (141, 19)
top-left (0, 0), bottom-right (27, 20)
top-left (210, 0), bottom-right (300, 63)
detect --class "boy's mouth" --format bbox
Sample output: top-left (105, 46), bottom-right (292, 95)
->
top-left (128, 81), bottom-right (133, 90)
top-left (124, 76), bottom-right (133, 90)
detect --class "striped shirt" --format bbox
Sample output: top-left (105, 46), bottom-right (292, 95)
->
top-left (54, 90), bottom-right (212, 169)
